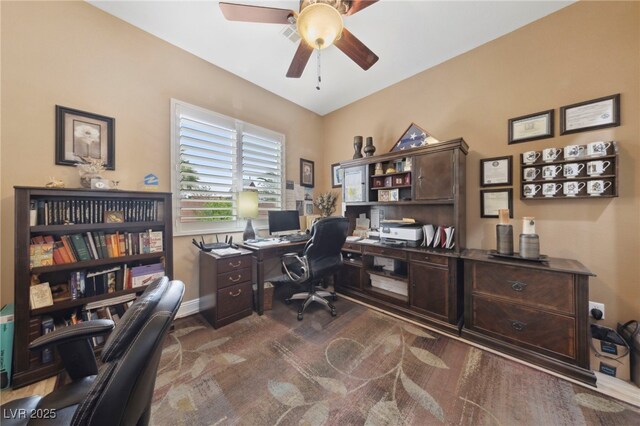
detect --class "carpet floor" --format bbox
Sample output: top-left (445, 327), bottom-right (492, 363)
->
top-left (151, 292), bottom-right (639, 425)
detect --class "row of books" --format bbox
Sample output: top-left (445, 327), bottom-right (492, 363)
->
top-left (29, 230), bottom-right (163, 268)
top-left (31, 198), bottom-right (162, 226)
top-left (29, 263), bottom-right (165, 310)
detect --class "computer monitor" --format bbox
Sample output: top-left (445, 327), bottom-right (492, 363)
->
top-left (268, 210), bottom-right (300, 236)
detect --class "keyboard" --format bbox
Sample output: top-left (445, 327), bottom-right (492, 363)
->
top-left (281, 233), bottom-right (311, 242)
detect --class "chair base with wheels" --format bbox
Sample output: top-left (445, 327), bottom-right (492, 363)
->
top-left (285, 277), bottom-right (338, 320)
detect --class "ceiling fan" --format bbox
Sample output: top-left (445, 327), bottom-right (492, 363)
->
top-left (219, 0), bottom-right (379, 79)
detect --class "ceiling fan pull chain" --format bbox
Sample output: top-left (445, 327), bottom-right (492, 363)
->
top-left (316, 47), bottom-right (322, 90)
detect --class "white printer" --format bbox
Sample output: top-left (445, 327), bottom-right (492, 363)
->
top-left (380, 222), bottom-right (423, 247)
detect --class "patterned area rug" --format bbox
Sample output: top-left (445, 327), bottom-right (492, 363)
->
top-left (151, 296), bottom-right (639, 425)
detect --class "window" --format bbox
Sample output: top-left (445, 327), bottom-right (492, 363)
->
top-left (171, 100), bottom-right (285, 236)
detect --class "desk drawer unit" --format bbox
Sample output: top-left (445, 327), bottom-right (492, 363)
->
top-left (199, 250), bottom-right (254, 329)
top-left (462, 249), bottom-right (594, 385)
top-left (364, 245), bottom-right (406, 260)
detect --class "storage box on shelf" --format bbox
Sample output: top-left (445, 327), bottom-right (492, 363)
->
top-left (520, 141), bottom-right (618, 199)
top-left (13, 187), bottom-right (173, 388)
top-left (337, 139), bottom-right (467, 335)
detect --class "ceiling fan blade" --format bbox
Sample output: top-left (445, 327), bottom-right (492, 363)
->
top-left (219, 2), bottom-right (294, 24)
top-left (346, 0), bottom-right (379, 16)
top-left (334, 28), bottom-right (379, 71)
top-left (286, 41), bottom-right (314, 78)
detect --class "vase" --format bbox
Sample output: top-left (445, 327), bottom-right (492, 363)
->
top-left (353, 136), bottom-right (363, 159)
top-left (496, 224), bottom-right (514, 255)
top-left (363, 137), bottom-right (376, 157)
top-left (80, 173), bottom-right (102, 188)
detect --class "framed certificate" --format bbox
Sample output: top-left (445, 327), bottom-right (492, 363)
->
top-left (480, 156), bottom-right (512, 187)
top-left (560, 94), bottom-right (620, 135)
top-left (508, 110), bottom-right (554, 144)
top-left (481, 189), bottom-right (513, 218)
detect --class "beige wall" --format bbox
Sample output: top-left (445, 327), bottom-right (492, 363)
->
top-left (323, 1), bottom-right (639, 326)
top-left (2, 1), bottom-right (638, 327)
top-left (0, 1), bottom-right (324, 303)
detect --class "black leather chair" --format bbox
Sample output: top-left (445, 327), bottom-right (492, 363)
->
top-left (279, 216), bottom-right (349, 320)
top-left (1, 277), bottom-right (184, 426)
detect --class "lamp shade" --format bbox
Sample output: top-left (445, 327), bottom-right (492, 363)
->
top-left (238, 191), bottom-right (258, 219)
top-left (297, 3), bottom-right (343, 49)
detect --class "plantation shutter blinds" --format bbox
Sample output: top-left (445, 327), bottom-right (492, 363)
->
top-left (177, 112), bottom-right (237, 223)
top-left (171, 100), bottom-right (285, 235)
top-left (241, 126), bottom-right (283, 217)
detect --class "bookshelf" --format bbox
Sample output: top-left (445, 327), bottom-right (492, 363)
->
top-left (12, 187), bottom-right (173, 388)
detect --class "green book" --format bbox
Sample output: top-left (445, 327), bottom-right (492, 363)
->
top-left (70, 233), bottom-right (91, 261)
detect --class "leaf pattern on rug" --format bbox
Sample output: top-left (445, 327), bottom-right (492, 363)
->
top-left (168, 384), bottom-right (196, 412)
top-left (403, 324), bottom-right (436, 339)
top-left (574, 393), bottom-right (626, 413)
top-left (314, 376), bottom-right (347, 396)
top-left (268, 380), bottom-right (305, 407)
top-left (301, 402), bottom-right (330, 426)
top-left (365, 400), bottom-right (403, 426)
top-left (400, 371), bottom-right (444, 422)
top-left (383, 334), bottom-right (402, 355)
top-left (409, 347), bottom-right (449, 369)
top-left (191, 354), bottom-right (211, 378)
top-left (195, 337), bottom-right (230, 352)
top-left (171, 326), bottom-right (204, 338)
top-left (214, 353), bottom-right (246, 365)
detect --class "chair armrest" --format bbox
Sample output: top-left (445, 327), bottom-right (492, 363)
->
top-left (29, 319), bottom-right (115, 351)
top-left (282, 253), bottom-right (310, 283)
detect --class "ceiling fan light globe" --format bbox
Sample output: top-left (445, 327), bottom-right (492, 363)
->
top-left (297, 3), bottom-right (343, 49)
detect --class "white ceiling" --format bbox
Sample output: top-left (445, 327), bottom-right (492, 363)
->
top-left (89, 1), bottom-right (573, 116)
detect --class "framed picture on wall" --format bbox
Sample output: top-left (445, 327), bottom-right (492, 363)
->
top-left (508, 109), bottom-right (554, 144)
top-left (331, 163), bottom-right (343, 188)
top-left (480, 156), bottom-right (512, 187)
top-left (560, 94), bottom-right (620, 135)
top-left (481, 189), bottom-right (513, 218)
top-left (300, 158), bottom-right (314, 188)
top-left (55, 105), bottom-right (115, 169)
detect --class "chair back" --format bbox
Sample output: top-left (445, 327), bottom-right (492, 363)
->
top-left (304, 217), bottom-right (349, 280)
top-left (71, 277), bottom-right (185, 426)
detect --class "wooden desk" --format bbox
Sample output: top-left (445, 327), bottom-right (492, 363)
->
top-left (238, 241), bottom-right (308, 315)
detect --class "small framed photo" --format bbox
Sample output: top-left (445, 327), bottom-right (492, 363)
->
top-left (480, 156), bottom-right (513, 187)
top-left (508, 109), bottom-right (554, 144)
top-left (300, 158), bottom-right (315, 188)
top-left (481, 189), bottom-right (513, 218)
top-left (104, 210), bottom-right (125, 223)
top-left (55, 105), bottom-right (115, 169)
top-left (304, 201), bottom-right (314, 215)
top-left (560, 94), bottom-right (620, 135)
top-left (331, 163), bottom-right (343, 188)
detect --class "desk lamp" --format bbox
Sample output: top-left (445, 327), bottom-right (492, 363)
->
top-left (239, 190), bottom-right (258, 241)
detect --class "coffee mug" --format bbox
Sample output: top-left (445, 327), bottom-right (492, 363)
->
top-left (587, 180), bottom-right (612, 196)
top-left (542, 165), bottom-right (562, 180)
top-left (522, 151), bottom-right (540, 164)
top-left (587, 141), bottom-right (611, 157)
top-left (523, 167), bottom-right (540, 181)
top-left (563, 163), bottom-right (584, 177)
top-left (563, 181), bottom-right (586, 197)
top-left (542, 183), bottom-right (562, 197)
top-left (587, 160), bottom-right (611, 176)
top-left (523, 184), bottom-right (541, 198)
top-left (564, 144), bottom-right (585, 159)
top-left (542, 148), bottom-right (561, 162)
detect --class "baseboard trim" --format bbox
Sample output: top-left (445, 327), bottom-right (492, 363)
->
top-left (176, 298), bottom-right (200, 319)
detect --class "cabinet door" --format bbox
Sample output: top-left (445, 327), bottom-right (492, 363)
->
top-left (337, 262), bottom-right (362, 290)
top-left (414, 151), bottom-right (453, 200)
top-left (410, 262), bottom-right (449, 319)
top-left (343, 165), bottom-right (367, 203)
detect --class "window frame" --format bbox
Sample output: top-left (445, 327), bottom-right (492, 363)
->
top-left (170, 99), bottom-right (285, 236)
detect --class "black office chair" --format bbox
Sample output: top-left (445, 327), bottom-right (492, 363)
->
top-left (280, 216), bottom-right (349, 320)
top-left (1, 277), bottom-right (185, 426)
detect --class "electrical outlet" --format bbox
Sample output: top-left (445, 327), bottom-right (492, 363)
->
top-left (589, 301), bottom-right (605, 319)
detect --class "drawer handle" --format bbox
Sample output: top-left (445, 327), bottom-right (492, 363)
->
top-left (229, 275), bottom-right (242, 283)
top-left (508, 281), bottom-right (528, 292)
top-left (510, 320), bottom-right (527, 332)
top-left (228, 261), bottom-right (242, 268)
top-left (229, 289), bottom-right (242, 297)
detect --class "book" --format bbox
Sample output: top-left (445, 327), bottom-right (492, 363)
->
top-left (86, 232), bottom-right (100, 259)
top-left (148, 231), bottom-right (163, 253)
top-left (130, 263), bottom-right (164, 288)
top-left (139, 232), bottom-right (150, 254)
top-left (60, 235), bottom-right (78, 262)
top-left (40, 316), bottom-right (55, 364)
top-left (96, 232), bottom-right (107, 259)
top-left (51, 241), bottom-right (65, 265)
top-left (70, 234), bottom-right (91, 261)
top-left (30, 283), bottom-right (54, 309)
top-left (117, 232), bottom-right (126, 256)
top-left (29, 243), bottom-right (54, 268)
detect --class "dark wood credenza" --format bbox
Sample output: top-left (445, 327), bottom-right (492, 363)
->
top-left (461, 249), bottom-right (595, 385)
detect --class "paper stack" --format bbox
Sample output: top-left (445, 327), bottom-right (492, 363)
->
top-left (422, 224), bottom-right (455, 249)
